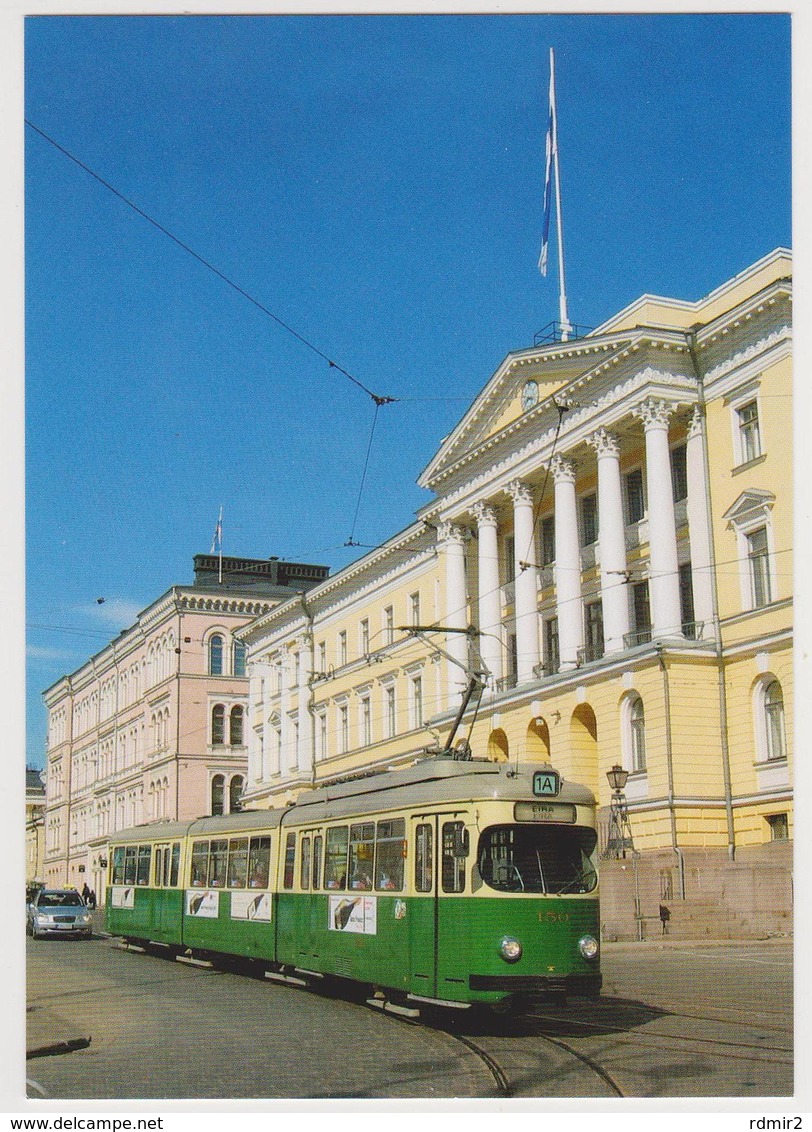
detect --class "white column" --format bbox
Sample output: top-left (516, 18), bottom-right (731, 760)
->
top-left (247, 660), bottom-right (268, 786)
top-left (636, 398), bottom-right (684, 639)
top-left (438, 521), bottom-right (470, 707)
top-left (297, 635), bottom-right (314, 776)
top-left (588, 428), bottom-right (631, 653)
top-left (552, 455), bottom-right (584, 669)
top-left (472, 502), bottom-right (503, 685)
top-left (508, 481), bottom-right (541, 681)
top-left (686, 405), bottom-right (715, 634)
top-left (279, 656), bottom-right (291, 776)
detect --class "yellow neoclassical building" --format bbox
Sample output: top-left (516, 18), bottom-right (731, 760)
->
top-left (240, 249), bottom-right (792, 938)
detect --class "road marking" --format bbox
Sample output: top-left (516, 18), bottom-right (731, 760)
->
top-left (26, 1078), bottom-right (47, 1097)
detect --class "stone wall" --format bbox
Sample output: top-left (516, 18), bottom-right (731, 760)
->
top-left (599, 841), bottom-right (793, 941)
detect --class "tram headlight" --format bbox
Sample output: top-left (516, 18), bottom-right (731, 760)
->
top-left (578, 935), bottom-right (599, 960)
top-left (498, 936), bottom-right (522, 963)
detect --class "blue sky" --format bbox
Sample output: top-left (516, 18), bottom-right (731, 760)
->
top-left (24, 12), bottom-right (791, 767)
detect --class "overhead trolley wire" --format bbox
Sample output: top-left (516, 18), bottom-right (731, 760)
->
top-left (25, 119), bottom-right (397, 410)
top-left (26, 118), bottom-right (404, 548)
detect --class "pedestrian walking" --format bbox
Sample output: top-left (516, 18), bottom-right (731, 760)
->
top-left (659, 904), bottom-right (671, 935)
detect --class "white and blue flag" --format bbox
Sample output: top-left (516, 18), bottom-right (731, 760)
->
top-left (538, 62), bottom-right (556, 276)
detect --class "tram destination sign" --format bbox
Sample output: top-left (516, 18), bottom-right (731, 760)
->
top-left (514, 801), bottom-right (577, 823)
top-left (532, 769), bottom-right (561, 797)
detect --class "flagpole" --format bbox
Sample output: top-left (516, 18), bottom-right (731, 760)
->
top-left (218, 506), bottom-right (223, 584)
top-left (549, 48), bottom-right (572, 341)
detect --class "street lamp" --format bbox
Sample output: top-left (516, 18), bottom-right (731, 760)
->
top-left (604, 764), bottom-right (642, 940)
top-left (604, 764), bottom-right (634, 859)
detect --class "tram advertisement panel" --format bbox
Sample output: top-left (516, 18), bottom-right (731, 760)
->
top-left (231, 891), bottom-right (272, 922)
top-left (329, 894), bottom-right (377, 934)
top-left (185, 890), bottom-right (220, 918)
top-left (110, 886), bottom-right (135, 909)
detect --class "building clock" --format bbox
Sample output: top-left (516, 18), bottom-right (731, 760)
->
top-left (521, 380), bottom-right (539, 412)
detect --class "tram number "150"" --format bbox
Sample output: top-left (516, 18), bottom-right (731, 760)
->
top-left (538, 910), bottom-right (571, 923)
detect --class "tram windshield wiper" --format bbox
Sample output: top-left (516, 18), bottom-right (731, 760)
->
top-left (555, 864), bottom-right (598, 894)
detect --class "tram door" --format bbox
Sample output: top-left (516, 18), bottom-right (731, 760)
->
top-left (153, 843), bottom-right (171, 938)
top-left (408, 816), bottom-right (438, 997)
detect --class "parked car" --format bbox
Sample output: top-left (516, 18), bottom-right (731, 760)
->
top-left (26, 888), bottom-right (93, 939)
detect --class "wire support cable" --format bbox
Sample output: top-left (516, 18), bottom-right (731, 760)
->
top-left (25, 119), bottom-right (396, 408)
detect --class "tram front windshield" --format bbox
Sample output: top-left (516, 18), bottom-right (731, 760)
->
top-left (478, 824), bottom-right (598, 894)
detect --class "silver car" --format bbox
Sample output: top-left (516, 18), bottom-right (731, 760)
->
top-left (27, 889), bottom-right (93, 939)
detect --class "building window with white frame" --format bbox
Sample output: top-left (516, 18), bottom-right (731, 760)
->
top-left (230, 705), bottom-right (245, 746)
top-left (764, 679), bottom-right (786, 762)
top-left (209, 634), bottom-right (224, 676)
top-left (338, 630), bottom-right (347, 668)
top-left (233, 639), bottom-right (247, 677)
top-left (384, 684), bottom-right (397, 739)
top-left (211, 774), bottom-right (225, 816)
top-left (737, 400), bottom-right (762, 465)
top-left (318, 640), bottom-right (327, 675)
top-left (360, 694), bottom-right (372, 748)
top-left (747, 527), bottom-right (772, 608)
top-left (383, 606), bottom-right (394, 646)
top-left (338, 703), bottom-right (349, 753)
top-left (409, 592), bottom-right (421, 626)
top-left (629, 696), bottom-right (646, 773)
top-left (410, 674), bottom-right (424, 730)
top-left (360, 619), bottom-right (370, 657)
top-left (316, 710), bottom-right (328, 760)
top-left (212, 704), bottom-right (225, 746)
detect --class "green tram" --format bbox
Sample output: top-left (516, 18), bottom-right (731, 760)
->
top-left (105, 758), bottom-right (601, 1011)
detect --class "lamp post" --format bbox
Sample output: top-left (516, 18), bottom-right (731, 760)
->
top-left (605, 764), bottom-right (633, 858)
top-left (604, 764), bottom-right (643, 940)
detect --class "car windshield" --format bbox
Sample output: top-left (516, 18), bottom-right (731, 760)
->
top-left (37, 893), bottom-right (84, 908)
top-left (478, 824), bottom-right (598, 894)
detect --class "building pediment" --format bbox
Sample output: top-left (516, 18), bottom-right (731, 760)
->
top-left (723, 489), bottom-right (775, 528)
top-left (418, 335), bottom-right (697, 500)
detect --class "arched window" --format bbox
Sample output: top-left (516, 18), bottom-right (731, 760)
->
top-left (209, 634), bottom-right (224, 676)
top-left (229, 705), bottom-right (244, 746)
top-left (229, 775), bottom-right (244, 814)
top-left (211, 775), bottom-right (225, 816)
top-left (212, 704), bottom-right (225, 746)
top-left (764, 680), bottom-right (786, 762)
top-left (630, 697), bottom-right (646, 773)
top-left (233, 640), bottom-right (247, 678)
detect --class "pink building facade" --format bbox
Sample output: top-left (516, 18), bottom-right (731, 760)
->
top-left (42, 555), bottom-right (327, 899)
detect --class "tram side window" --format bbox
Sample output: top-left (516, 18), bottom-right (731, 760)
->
top-left (300, 836), bottom-right (311, 890)
top-left (375, 819), bottom-right (405, 891)
top-left (136, 845), bottom-right (152, 886)
top-left (124, 846), bottom-right (138, 885)
top-left (312, 835), bottom-right (323, 891)
top-left (283, 832), bottom-right (296, 890)
top-left (248, 836), bottom-right (271, 888)
top-left (324, 826), bottom-right (349, 889)
top-left (208, 839), bottom-right (228, 887)
top-left (349, 823), bottom-right (374, 890)
top-left (441, 822), bottom-right (466, 893)
top-left (415, 823), bottom-right (433, 892)
top-left (154, 848), bottom-right (165, 887)
top-left (111, 846), bottom-right (126, 886)
top-left (170, 842), bottom-right (181, 887)
top-left (228, 838), bottom-right (249, 888)
top-left (190, 840), bottom-right (209, 887)
top-left (162, 847), bottom-right (171, 886)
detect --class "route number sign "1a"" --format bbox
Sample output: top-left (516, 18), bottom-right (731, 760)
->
top-left (532, 770), bottom-right (560, 797)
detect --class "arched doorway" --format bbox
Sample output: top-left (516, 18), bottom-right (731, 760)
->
top-left (569, 703), bottom-right (599, 791)
top-left (526, 717), bottom-right (551, 762)
top-left (488, 728), bottom-right (509, 763)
